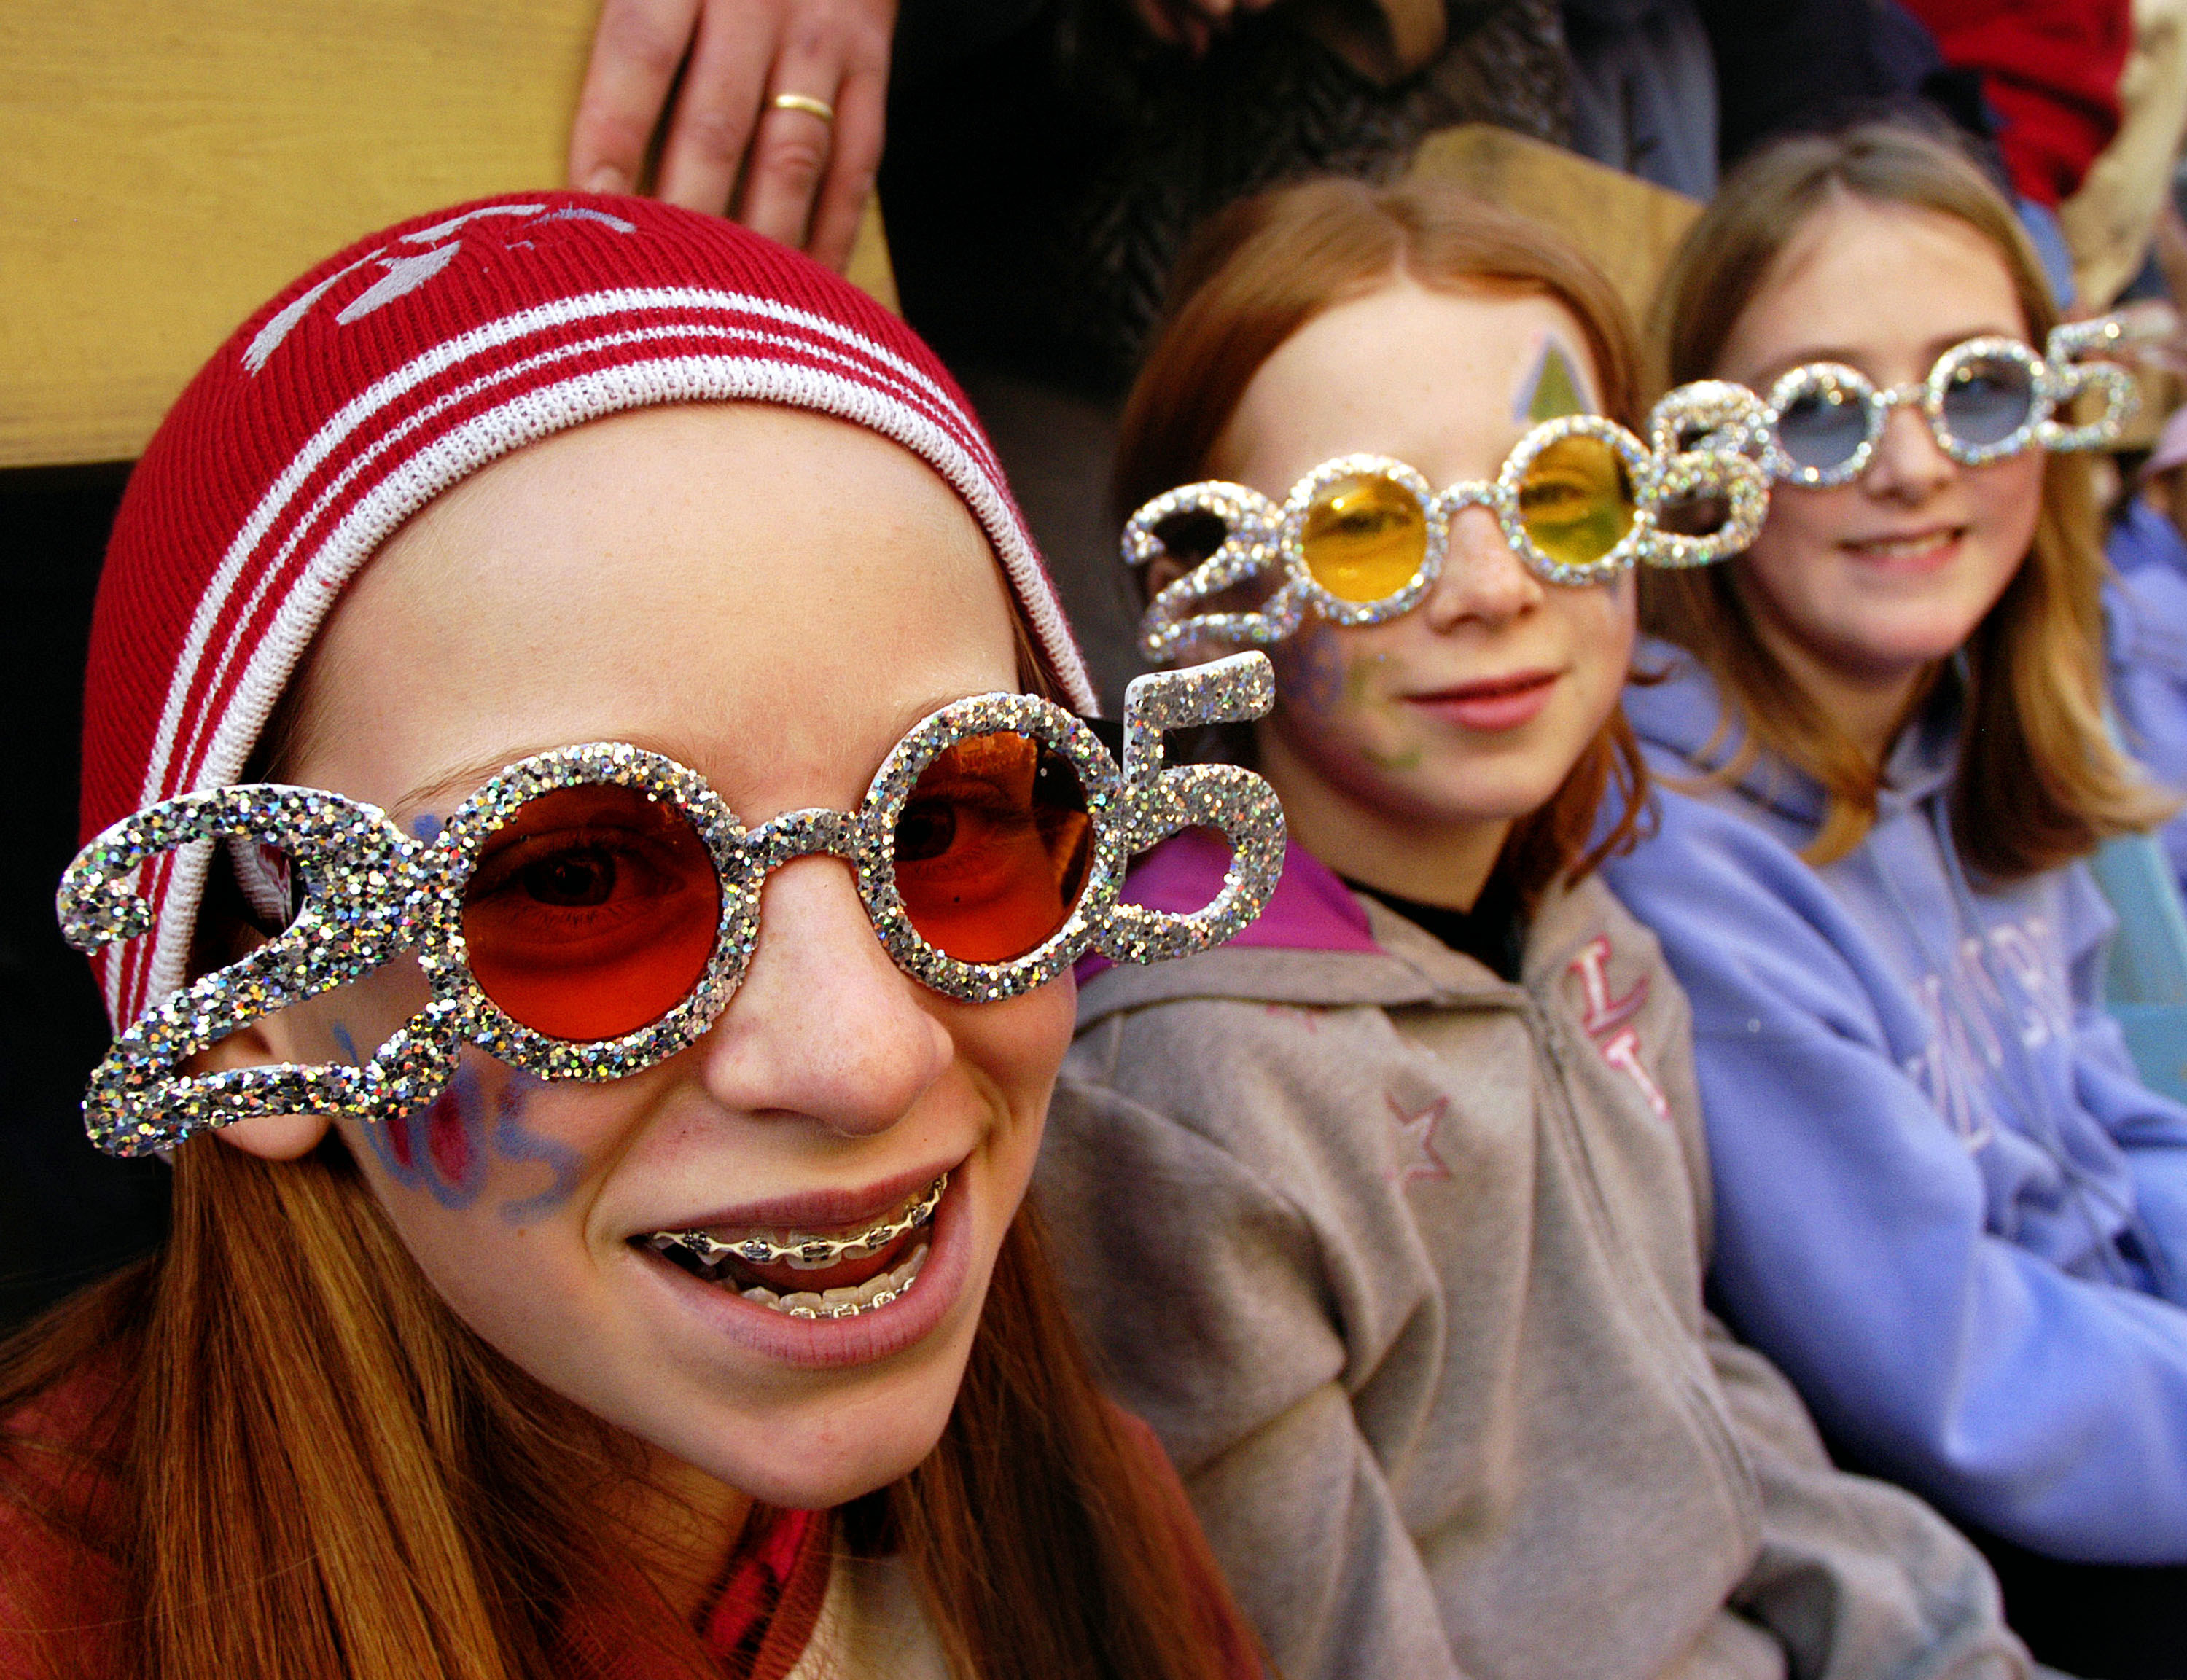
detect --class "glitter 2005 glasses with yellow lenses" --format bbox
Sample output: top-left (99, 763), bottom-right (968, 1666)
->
top-left (1127, 386), bottom-right (1771, 662)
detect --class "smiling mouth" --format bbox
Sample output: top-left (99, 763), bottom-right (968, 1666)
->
top-left (1843, 527), bottom-right (1962, 561)
top-left (1410, 670), bottom-right (1558, 703)
top-left (641, 1175), bottom-right (945, 1320)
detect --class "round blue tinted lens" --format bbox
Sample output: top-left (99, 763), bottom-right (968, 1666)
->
top-left (1941, 355), bottom-right (2035, 448)
top-left (1776, 388), bottom-right (1871, 472)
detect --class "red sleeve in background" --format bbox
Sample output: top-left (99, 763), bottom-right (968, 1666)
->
top-left (0, 1358), bottom-right (133, 1680)
top-left (1899, 0), bottom-right (2132, 204)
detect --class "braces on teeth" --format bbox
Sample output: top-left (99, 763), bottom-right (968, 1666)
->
top-left (645, 1175), bottom-right (945, 1318)
top-left (733, 1243), bottom-right (930, 1320)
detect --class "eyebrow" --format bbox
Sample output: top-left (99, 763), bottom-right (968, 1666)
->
top-left (1748, 324), bottom-right (2024, 388)
top-left (390, 687), bottom-right (1009, 820)
top-left (396, 748), bottom-right (583, 821)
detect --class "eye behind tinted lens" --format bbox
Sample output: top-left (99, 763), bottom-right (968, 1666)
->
top-left (1941, 354), bottom-right (2036, 448)
top-left (1516, 434), bottom-right (1634, 569)
top-left (1776, 386), bottom-right (1871, 472)
top-left (894, 731), bottom-right (1092, 964)
top-left (461, 782), bottom-right (720, 1041)
top-left (1301, 474), bottom-right (1428, 603)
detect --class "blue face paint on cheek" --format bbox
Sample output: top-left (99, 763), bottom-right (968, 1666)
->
top-left (492, 1074), bottom-right (583, 1225)
top-left (336, 1018), bottom-right (578, 1223)
top-left (1272, 630), bottom-right (1346, 722)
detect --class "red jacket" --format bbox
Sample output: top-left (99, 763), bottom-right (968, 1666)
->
top-left (0, 1356), bottom-right (1260, 1679)
top-left (1901, 0), bottom-right (2131, 204)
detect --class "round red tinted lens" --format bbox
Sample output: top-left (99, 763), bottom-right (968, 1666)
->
top-left (892, 731), bottom-right (1092, 964)
top-left (460, 782), bottom-right (720, 1041)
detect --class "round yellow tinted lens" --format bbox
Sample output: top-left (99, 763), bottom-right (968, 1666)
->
top-left (1516, 435), bottom-right (1634, 570)
top-left (1301, 474), bottom-right (1427, 603)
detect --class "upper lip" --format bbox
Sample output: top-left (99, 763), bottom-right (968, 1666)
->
top-left (640, 1157), bottom-right (959, 1238)
top-left (1403, 668), bottom-right (1561, 703)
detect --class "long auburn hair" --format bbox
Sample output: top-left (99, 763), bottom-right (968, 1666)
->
top-left (0, 611), bottom-right (1245, 1680)
top-left (1115, 175), bottom-right (1651, 912)
top-left (1645, 122), bottom-right (2170, 875)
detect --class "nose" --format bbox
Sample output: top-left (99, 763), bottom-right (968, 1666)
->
top-left (1422, 504), bottom-right (1545, 630)
top-left (1862, 397), bottom-right (1954, 501)
top-left (694, 855), bottom-right (953, 1136)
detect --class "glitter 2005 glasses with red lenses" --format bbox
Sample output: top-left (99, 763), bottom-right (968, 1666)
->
top-left (60, 655), bottom-right (1284, 1157)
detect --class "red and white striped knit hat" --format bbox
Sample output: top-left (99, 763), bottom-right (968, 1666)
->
top-left (79, 192), bottom-right (1094, 1033)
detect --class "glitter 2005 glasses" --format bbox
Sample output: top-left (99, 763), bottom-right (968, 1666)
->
top-left (60, 655), bottom-right (1284, 1157)
top-left (1126, 383), bottom-right (1774, 663)
top-left (1745, 317), bottom-right (2138, 488)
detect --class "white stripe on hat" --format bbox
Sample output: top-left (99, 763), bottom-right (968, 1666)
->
top-left (142, 286), bottom-right (1027, 814)
top-left (159, 318), bottom-right (986, 824)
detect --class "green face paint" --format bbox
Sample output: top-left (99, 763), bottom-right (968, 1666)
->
top-left (1346, 652), bottom-right (1424, 771)
top-left (1517, 338), bottom-right (1587, 425)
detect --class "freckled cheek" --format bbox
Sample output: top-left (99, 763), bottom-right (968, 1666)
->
top-left (1559, 587), bottom-right (1634, 723)
top-left (1744, 486), bottom-right (1854, 586)
top-left (1969, 454), bottom-right (2044, 558)
top-left (948, 984), bottom-right (1073, 1154)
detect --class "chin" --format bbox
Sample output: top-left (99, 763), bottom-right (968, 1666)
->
top-left (1432, 744), bottom-right (1586, 816)
top-left (1831, 612), bottom-right (1985, 676)
top-left (662, 1388), bottom-right (959, 1509)
top-left (1392, 766), bottom-right (1572, 829)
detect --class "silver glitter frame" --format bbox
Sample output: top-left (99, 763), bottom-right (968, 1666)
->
top-left (1128, 386), bottom-right (1770, 662)
top-left (1758, 317), bottom-right (2137, 488)
top-left (59, 655), bottom-right (1284, 1157)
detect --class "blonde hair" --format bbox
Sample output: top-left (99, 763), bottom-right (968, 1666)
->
top-left (1644, 122), bottom-right (2169, 874)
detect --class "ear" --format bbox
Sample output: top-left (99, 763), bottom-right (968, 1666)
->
top-left (188, 1015), bottom-right (335, 1162)
top-left (1146, 554), bottom-right (1190, 598)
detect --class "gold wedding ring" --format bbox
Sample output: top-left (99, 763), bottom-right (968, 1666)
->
top-left (770, 92), bottom-right (836, 123)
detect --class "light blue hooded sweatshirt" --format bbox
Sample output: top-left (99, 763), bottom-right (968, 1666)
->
top-left (2106, 499), bottom-right (2187, 888)
top-left (1602, 639), bottom-right (2187, 1565)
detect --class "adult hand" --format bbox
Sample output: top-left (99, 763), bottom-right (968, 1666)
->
top-left (568, 0), bottom-right (894, 272)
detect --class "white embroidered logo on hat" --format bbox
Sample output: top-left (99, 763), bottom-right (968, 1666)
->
top-left (242, 204), bottom-right (639, 375)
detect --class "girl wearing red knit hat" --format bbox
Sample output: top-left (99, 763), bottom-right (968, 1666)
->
top-left (0, 194), bottom-right (1281, 1680)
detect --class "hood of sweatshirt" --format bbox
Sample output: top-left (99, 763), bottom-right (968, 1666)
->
top-left (1075, 828), bottom-right (1617, 1022)
top-left (1621, 636), bottom-right (1966, 840)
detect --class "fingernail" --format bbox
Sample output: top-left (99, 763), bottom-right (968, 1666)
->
top-left (585, 166), bottom-right (627, 194)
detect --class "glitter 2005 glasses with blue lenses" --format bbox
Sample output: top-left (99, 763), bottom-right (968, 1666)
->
top-left (1753, 316), bottom-right (2137, 489)
top-left (60, 655), bottom-right (1284, 1157)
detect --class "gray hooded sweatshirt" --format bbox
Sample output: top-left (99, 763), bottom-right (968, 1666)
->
top-left (1036, 832), bottom-right (2030, 1680)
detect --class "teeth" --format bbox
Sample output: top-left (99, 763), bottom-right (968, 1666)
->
top-left (648, 1175), bottom-right (946, 1272)
top-left (708, 1244), bottom-right (930, 1320)
top-left (1852, 532), bottom-right (1952, 558)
